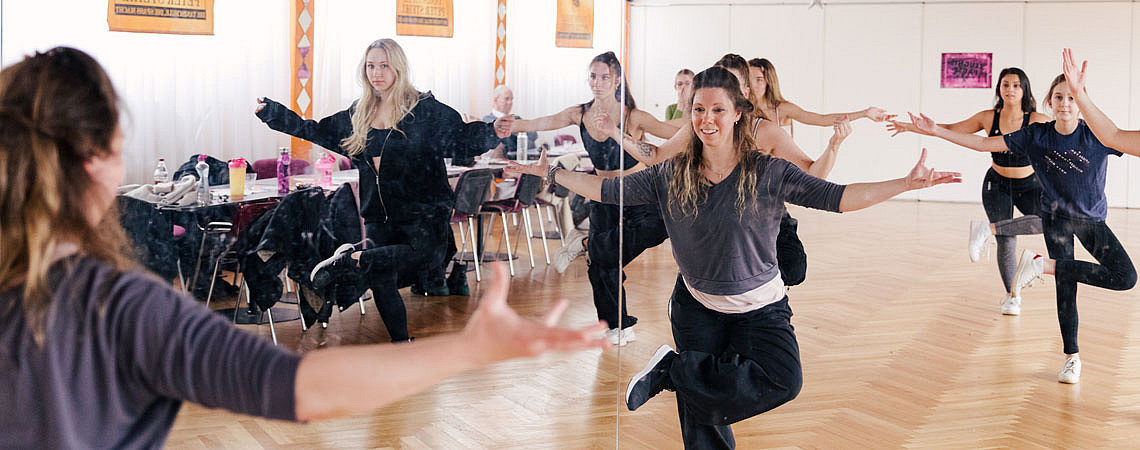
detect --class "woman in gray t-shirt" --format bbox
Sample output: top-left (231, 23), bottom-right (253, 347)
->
top-left (508, 66), bottom-right (960, 449)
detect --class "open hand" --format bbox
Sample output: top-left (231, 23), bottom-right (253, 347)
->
top-left (886, 120), bottom-right (915, 137)
top-left (504, 148), bottom-right (550, 178)
top-left (1062, 48), bottom-right (1087, 97)
top-left (908, 112), bottom-right (938, 135)
top-left (864, 106), bottom-right (895, 122)
top-left (905, 148), bottom-right (962, 190)
top-left (463, 262), bottom-right (609, 364)
top-left (592, 112), bottom-right (620, 140)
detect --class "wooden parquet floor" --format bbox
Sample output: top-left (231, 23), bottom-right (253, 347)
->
top-left (165, 200), bottom-right (1140, 449)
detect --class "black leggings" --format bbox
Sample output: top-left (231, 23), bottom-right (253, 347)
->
top-left (1041, 212), bottom-right (1137, 354)
top-left (586, 202), bottom-right (669, 329)
top-left (360, 219), bottom-right (451, 342)
top-left (981, 168), bottom-right (1044, 292)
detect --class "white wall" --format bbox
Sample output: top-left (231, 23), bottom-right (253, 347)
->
top-left (631, 0), bottom-right (1140, 207)
top-left (2, 0), bottom-right (624, 183)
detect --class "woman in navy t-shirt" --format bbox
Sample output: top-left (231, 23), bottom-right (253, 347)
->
top-left (912, 69), bottom-right (1138, 385)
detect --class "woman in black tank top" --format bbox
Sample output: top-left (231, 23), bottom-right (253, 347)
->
top-left (889, 67), bottom-right (1050, 315)
top-left (504, 52), bottom-right (679, 345)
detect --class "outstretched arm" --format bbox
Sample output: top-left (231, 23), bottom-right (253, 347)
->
top-left (504, 151), bottom-right (605, 201)
top-left (780, 102), bottom-right (894, 127)
top-left (838, 148), bottom-right (962, 212)
top-left (632, 109), bottom-right (682, 140)
top-left (294, 263), bottom-right (608, 421)
top-left (1064, 48), bottom-right (1140, 157)
top-left (887, 110), bottom-right (987, 137)
top-left (593, 112), bottom-right (690, 167)
top-left (509, 106), bottom-right (579, 134)
top-left (910, 112), bottom-right (1009, 152)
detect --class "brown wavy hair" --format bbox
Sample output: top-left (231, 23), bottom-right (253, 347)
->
top-left (715, 53), bottom-right (762, 122)
top-left (0, 47), bottom-right (132, 343)
top-left (747, 58), bottom-right (787, 121)
top-left (668, 66), bottom-right (762, 218)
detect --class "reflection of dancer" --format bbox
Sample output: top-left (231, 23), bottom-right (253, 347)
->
top-left (665, 68), bottom-right (695, 121)
top-left (256, 39), bottom-right (511, 342)
top-left (746, 57), bottom-right (892, 135)
top-left (0, 47), bottom-right (608, 447)
top-left (911, 51), bottom-right (1138, 384)
top-left (889, 67), bottom-right (1050, 315)
top-left (506, 51), bottom-right (679, 345)
top-left (510, 67), bottom-right (959, 449)
top-left (608, 53), bottom-right (853, 287)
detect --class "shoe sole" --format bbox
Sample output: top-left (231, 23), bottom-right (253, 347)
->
top-left (625, 344), bottom-right (674, 411)
top-left (311, 243), bottom-right (356, 286)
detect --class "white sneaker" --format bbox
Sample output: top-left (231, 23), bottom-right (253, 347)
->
top-left (1012, 249), bottom-right (1045, 298)
top-left (553, 229), bottom-right (588, 274)
top-left (968, 220), bottom-right (993, 262)
top-left (605, 327), bottom-right (636, 346)
top-left (1000, 294), bottom-right (1021, 316)
top-left (1058, 355), bottom-right (1081, 384)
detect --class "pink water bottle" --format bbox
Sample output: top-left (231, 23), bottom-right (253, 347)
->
top-left (276, 147), bottom-right (291, 196)
top-left (315, 151), bottom-right (334, 188)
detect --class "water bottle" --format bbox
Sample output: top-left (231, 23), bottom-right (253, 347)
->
top-left (153, 159), bottom-right (169, 184)
top-left (516, 132), bottom-right (528, 162)
top-left (315, 151), bottom-right (334, 188)
top-left (195, 155), bottom-right (210, 205)
top-left (276, 147), bottom-right (291, 196)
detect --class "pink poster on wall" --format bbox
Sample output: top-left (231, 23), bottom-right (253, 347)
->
top-left (941, 53), bottom-right (992, 88)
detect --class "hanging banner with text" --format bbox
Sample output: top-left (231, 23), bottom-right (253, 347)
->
top-left (941, 52), bottom-right (992, 89)
top-left (107, 0), bottom-right (214, 35)
top-left (396, 0), bottom-right (454, 38)
top-left (556, 0), bottom-right (593, 48)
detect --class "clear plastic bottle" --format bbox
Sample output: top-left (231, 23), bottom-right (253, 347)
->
top-left (195, 155), bottom-right (210, 205)
top-left (516, 132), bottom-right (528, 162)
top-left (153, 158), bottom-right (169, 184)
top-left (276, 147), bottom-right (291, 196)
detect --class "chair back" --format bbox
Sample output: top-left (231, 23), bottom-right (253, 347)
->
top-left (252, 158), bottom-right (310, 180)
top-left (453, 169), bottom-right (495, 216)
top-left (514, 174), bottom-right (543, 207)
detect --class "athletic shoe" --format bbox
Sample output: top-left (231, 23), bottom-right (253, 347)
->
top-left (605, 327), bottom-right (637, 346)
top-left (1058, 355), bottom-right (1081, 384)
top-left (1012, 249), bottom-right (1045, 298)
top-left (553, 228), bottom-right (588, 274)
top-left (968, 220), bottom-right (993, 262)
top-left (1000, 294), bottom-right (1021, 316)
top-left (626, 344), bottom-right (677, 411)
top-left (311, 243), bottom-right (357, 290)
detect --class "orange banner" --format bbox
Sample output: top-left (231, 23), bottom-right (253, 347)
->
top-left (396, 0), bottom-right (454, 38)
top-left (556, 0), bottom-right (593, 48)
top-left (107, 0), bottom-right (214, 35)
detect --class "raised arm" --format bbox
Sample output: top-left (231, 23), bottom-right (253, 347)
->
top-left (839, 148), bottom-right (961, 212)
top-left (510, 106), bottom-right (579, 134)
top-left (764, 117), bottom-right (851, 179)
top-left (255, 97), bottom-right (352, 156)
top-left (910, 112), bottom-right (1009, 152)
top-left (294, 264), bottom-right (608, 421)
top-left (1064, 48), bottom-right (1140, 156)
top-left (779, 101), bottom-right (894, 127)
top-left (887, 110), bottom-right (987, 137)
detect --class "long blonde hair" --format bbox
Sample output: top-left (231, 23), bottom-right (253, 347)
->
top-left (341, 38), bottom-right (420, 156)
top-left (748, 58), bottom-right (787, 121)
top-left (669, 66), bottom-right (763, 218)
top-left (0, 47), bottom-right (133, 343)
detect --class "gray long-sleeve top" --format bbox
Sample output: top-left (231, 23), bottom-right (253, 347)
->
top-left (600, 153), bottom-right (846, 296)
top-left (0, 257), bottom-right (301, 449)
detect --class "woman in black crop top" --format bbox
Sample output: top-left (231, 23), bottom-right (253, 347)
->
top-left (257, 38), bottom-right (511, 342)
top-left (505, 52), bottom-right (680, 345)
top-left (889, 67), bottom-right (1051, 316)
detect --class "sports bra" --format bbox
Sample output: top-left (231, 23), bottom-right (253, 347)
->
top-left (987, 108), bottom-right (1032, 167)
top-left (579, 103), bottom-right (638, 171)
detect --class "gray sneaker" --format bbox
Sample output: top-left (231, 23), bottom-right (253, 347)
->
top-left (553, 229), bottom-right (588, 274)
